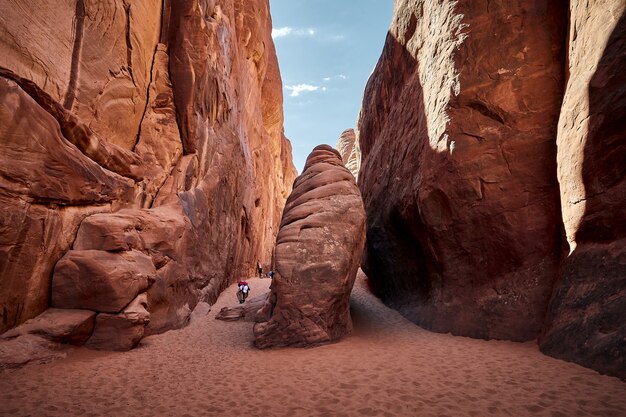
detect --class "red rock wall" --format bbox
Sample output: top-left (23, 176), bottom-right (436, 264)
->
top-left (0, 0), bottom-right (296, 334)
top-left (539, 0), bottom-right (626, 379)
top-left (335, 128), bottom-right (361, 180)
top-left (358, 0), bottom-right (625, 378)
top-left (358, 0), bottom-right (568, 342)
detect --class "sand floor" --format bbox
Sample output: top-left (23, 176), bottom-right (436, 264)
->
top-left (1, 272), bottom-right (625, 417)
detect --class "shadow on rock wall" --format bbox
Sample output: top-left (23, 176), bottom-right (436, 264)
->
top-left (540, 10), bottom-right (626, 379)
top-left (359, 0), bottom-right (567, 343)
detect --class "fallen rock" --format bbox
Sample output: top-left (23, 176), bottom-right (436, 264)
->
top-left (215, 293), bottom-right (268, 322)
top-left (73, 206), bottom-right (187, 259)
top-left (86, 293), bottom-right (150, 351)
top-left (1, 308), bottom-right (95, 345)
top-left (254, 145), bottom-right (366, 348)
top-left (143, 259), bottom-right (193, 336)
top-left (52, 250), bottom-right (156, 313)
top-left (0, 334), bottom-right (68, 371)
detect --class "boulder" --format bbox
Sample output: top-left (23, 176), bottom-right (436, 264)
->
top-left (1, 308), bottom-right (95, 345)
top-left (254, 145), bottom-right (366, 348)
top-left (0, 334), bottom-right (67, 371)
top-left (86, 293), bottom-right (150, 351)
top-left (73, 206), bottom-right (187, 260)
top-left (216, 293), bottom-right (268, 322)
top-left (52, 250), bottom-right (156, 313)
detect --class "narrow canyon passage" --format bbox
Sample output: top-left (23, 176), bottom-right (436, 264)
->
top-left (1, 272), bottom-right (624, 417)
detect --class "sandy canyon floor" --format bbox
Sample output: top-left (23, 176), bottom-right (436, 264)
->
top-left (1, 272), bottom-right (625, 417)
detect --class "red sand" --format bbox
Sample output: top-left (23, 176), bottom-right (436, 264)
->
top-left (1, 271), bottom-right (624, 416)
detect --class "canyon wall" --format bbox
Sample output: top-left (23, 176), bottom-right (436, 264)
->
top-left (0, 0), bottom-right (296, 336)
top-left (539, 1), bottom-right (626, 378)
top-left (358, 0), bottom-right (624, 377)
top-left (335, 128), bottom-right (361, 180)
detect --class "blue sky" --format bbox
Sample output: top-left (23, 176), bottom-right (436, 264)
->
top-left (269, 0), bottom-right (394, 172)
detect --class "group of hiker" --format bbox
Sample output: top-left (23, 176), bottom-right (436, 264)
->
top-left (236, 261), bottom-right (274, 304)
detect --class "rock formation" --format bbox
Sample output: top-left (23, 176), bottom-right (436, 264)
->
top-left (335, 128), bottom-right (361, 179)
top-left (1, 309), bottom-right (96, 345)
top-left (216, 293), bottom-right (269, 322)
top-left (539, 1), bottom-right (626, 378)
top-left (0, 0), bottom-right (297, 352)
top-left (254, 145), bottom-right (366, 348)
top-left (357, 0), bottom-right (625, 378)
top-left (358, 0), bottom-right (567, 341)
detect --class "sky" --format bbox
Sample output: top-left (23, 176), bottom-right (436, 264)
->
top-left (268, 0), bottom-right (394, 173)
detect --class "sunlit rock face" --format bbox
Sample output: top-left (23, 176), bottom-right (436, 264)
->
top-left (254, 145), bottom-right (366, 348)
top-left (358, 0), bottom-right (568, 342)
top-left (358, 0), bottom-right (626, 379)
top-left (0, 0), bottom-right (297, 345)
top-left (335, 128), bottom-right (361, 180)
top-left (539, 0), bottom-right (626, 379)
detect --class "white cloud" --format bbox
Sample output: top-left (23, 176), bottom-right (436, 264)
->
top-left (285, 84), bottom-right (321, 97)
top-left (272, 27), bottom-right (317, 39)
top-left (322, 74), bottom-right (348, 82)
top-left (272, 27), bottom-right (293, 38)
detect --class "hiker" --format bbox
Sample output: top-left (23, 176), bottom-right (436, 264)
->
top-left (237, 280), bottom-right (250, 304)
top-left (257, 261), bottom-right (263, 278)
top-left (268, 270), bottom-right (274, 279)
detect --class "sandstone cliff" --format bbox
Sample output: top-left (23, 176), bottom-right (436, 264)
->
top-left (0, 0), bottom-right (296, 339)
top-left (335, 128), bottom-right (361, 180)
top-left (539, 1), bottom-right (626, 378)
top-left (358, 0), bottom-right (624, 378)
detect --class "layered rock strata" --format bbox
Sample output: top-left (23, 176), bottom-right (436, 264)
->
top-left (254, 145), bottom-right (366, 348)
top-left (358, 0), bottom-right (625, 378)
top-left (0, 0), bottom-right (296, 351)
top-left (335, 128), bottom-right (361, 179)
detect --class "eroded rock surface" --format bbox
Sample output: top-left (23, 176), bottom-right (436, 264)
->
top-left (254, 145), bottom-right (366, 348)
top-left (1, 309), bottom-right (95, 345)
top-left (358, 0), bottom-right (567, 341)
top-left (335, 128), bottom-right (360, 179)
top-left (0, 0), bottom-right (296, 350)
top-left (52, 250), bottom-right (156, 313)
top-left (539, 0), bottom-right (626, 379)
top-left (86, 293), bottom-right (150, 351)
top-left (357, 0), bottom-right (625, 378)
top-left (216, 293), bottom-right (268, 322)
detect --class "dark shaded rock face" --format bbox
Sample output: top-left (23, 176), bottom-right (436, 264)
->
top-left (357, 0), bottom-right (625, 378)
top-left (254, 145), bottom-right (366, 348)
top-left (358, 0), bottom-right (567, 342)
top-left (0, 0), bottom-right (297, 349)
top-left (539, 1), bottom-right (626, 379)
